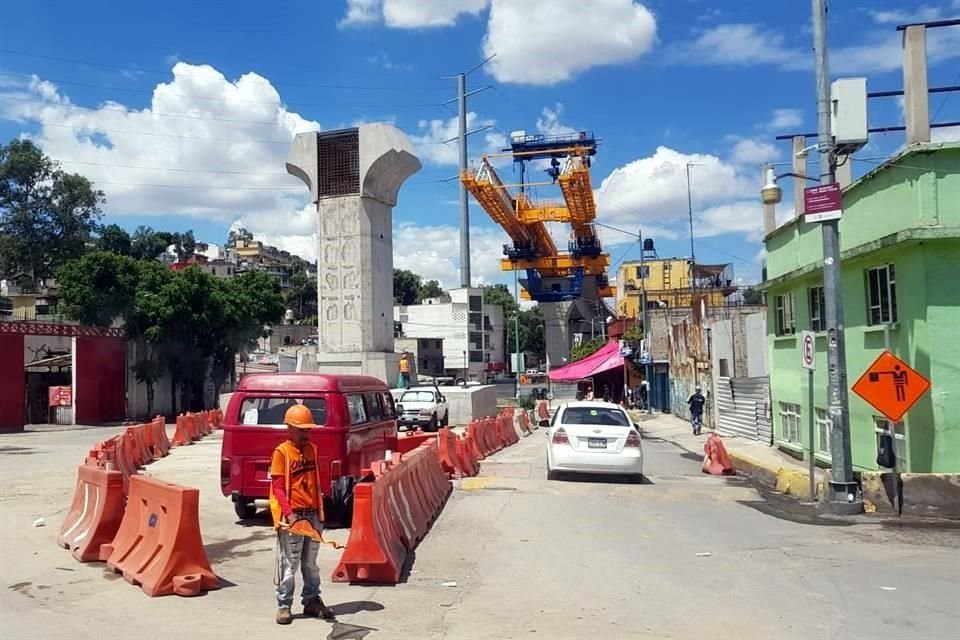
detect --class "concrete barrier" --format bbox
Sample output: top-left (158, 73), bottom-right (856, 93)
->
top-left (860, 472), bottom-right (960, 519)
top-left (442, 385), bottom-right (497, 426)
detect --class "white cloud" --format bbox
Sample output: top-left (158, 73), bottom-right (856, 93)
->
top-left (667, 23), bottom-right (800, 67)
top-left (767, 108), bottom-right (803, 132)
top-left (341, 0), bottom-right (488, 28)
top-left (409, 112), bottom-right (506, 165)
top-left (595, 146), bottom-right (756, 242)
top-left (869, 6), bottom-right (943, 25)
top-left (483, 0), bottom-right (657, 85)
top-left (536, 103), bottom-right (576, 136)
top-left (0, 64), bottom-right (320, 229)
top-left (694, 200), bottom-right (765, 242)
top-left (729, 138), bottom-right (780, 166)
top-left (393, 222), bottom-right (507, 289)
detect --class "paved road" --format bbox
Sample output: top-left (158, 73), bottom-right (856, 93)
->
top-left (2, 421), bottom-right (959, 639)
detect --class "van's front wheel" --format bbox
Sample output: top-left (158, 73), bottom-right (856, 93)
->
top-left (233, 498), bottom-right (256, 520)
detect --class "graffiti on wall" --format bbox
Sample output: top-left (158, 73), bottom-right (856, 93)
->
top-left (666, 298), bottom-right (713, 427)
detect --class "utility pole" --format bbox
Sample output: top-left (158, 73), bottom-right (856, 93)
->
top-left (639, 229), bottom-right (652, 414)
top-left (514, 267), bottom-right (522, 399)
top-left (686, 163), bottom-right (696, 297)
top-left (812, 0), bottom-right (861, 514)
top-left (445, 55), bottom-right (495, 289)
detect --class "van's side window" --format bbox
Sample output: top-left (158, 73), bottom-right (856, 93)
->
top-left (239, 397), bottom-right (326, 426)
top-left (364, 393), bottom-right (383, 421)
top-left (346, 394), bottom-right (368, 425)
top-left (380, 392), bottom-right (396, 418)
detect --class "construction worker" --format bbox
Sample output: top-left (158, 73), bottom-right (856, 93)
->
top-left (398, 352), bottom-right (411, 388)
top-left (688, 387), bottom-right (706, 436)
top-left (270, 404), bottom-right (333, 625)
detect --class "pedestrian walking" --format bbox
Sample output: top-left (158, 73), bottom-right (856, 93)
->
top-left (270, 404), bottom-right (334, 625)
top-left (398, 352), bottom-right (411, 389)
top-left (687, 386), bottom-right (706, 435)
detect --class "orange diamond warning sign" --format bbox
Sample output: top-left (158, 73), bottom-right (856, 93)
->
top-left (852, 351), bottom-right (930, 422)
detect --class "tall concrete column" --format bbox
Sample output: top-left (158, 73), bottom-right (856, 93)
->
top-left (792, 136), bottom-right (807, 217)
top-left (903, 25), bottom-right (930, 145)
top-left (762, 164), bottom-right (776, 236)
top-left (287, 124), bottom-right (421, 382)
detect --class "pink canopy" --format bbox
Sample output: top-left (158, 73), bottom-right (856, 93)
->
top-left (549, 340), bottom-right (623, 382)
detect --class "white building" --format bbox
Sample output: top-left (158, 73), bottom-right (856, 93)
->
top-left (394, 287), bottom-right (505, 382)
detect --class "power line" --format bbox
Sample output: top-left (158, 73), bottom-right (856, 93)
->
top-left (88, 180), bottom-right (302, 191)
top-left (57, 159), bottom-right (291, 176)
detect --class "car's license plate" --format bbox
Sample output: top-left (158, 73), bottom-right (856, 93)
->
top-left (587, 438), bottom-right (606, 449)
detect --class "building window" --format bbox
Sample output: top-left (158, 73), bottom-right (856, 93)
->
top-left (778, 402), bottom-right (802, 444)
top-left (774, 293), bottom-right (795, 336)
top-left (635, 265), bottom-right (649, 279)
top-left (346, 394), bottom-right (367, 425)
top-left (815, 408), bottom-right (832, 455)
top-left (809, 286), bottom-right (826, 332)
top-left (718, 358), bottom-right (730, 378)
top-left (866, 264), bottom-right (897, 325)
top-left (873, 417), bottom-right (907, 471)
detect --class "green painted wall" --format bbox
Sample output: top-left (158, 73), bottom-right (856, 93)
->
top-left (765, 143), bottom-right (960, 474)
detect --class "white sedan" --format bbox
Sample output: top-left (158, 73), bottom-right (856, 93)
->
top-left (546, 401), bottom-right (644, 480)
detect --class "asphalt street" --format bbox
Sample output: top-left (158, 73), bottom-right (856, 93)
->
top-left (1, 420), bottom-right (958, 639)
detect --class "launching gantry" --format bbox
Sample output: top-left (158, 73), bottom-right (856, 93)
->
top-left (461, 131), bottom-right (614, 302)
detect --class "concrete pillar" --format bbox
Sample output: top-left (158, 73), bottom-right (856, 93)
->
top-left (286, 124), bottom-right (421, 383)
top-left (792, 136), bottom-right (807, 217)
top-left (836, 155), bottom-right (853, 188)
top-left (902, 25), bottom-right (930, 145)
top-left (762, 164), bottom-right (776, 236)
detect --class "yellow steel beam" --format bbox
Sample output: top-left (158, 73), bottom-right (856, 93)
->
top-left (500, 254), bottom-right (610, 272)
top-left (516, 206), bottom-right (572, 223)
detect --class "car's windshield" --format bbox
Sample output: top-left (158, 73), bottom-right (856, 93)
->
top-left (561, 406), bottom-right (630, 427)
top-left (400, 390), bottom-right (435, 403)
top-left (239, 397), bottom-right (327, 426)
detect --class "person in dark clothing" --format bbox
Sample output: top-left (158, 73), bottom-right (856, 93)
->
top-left (688, 387), bottom-right (706, 435)
top-left (602, 385), bottom-right (612, 403)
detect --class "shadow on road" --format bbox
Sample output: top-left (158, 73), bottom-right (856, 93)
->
top-left (737, 484), bottom-right (854, 527)
top-left (551, 472), bottom-right (652, 485)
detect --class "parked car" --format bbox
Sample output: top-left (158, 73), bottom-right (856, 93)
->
top-left (396, 386), bottom-right (449, 432)
top-left (220, 373), bottom-right (397, 524)
top-left (545, 401), bottom-right (643, 481)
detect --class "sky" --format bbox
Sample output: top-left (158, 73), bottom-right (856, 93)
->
top-left (2, 0), bottom-right (959, 293)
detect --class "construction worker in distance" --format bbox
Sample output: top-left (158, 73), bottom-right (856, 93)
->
top-left (270, 404), bottom-right (334, 625)
top-left (398, 352), bottom-right (411, 389)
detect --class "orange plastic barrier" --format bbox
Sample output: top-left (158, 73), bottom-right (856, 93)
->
top-left (522, 411), bottom-right (534, 433)
top-left (127, 426), bottom-right (152, 467)
top-left (102, 475), bottom-right (220, 597)
top-left (186, 413), bottom-right (200, 440)
top-left (396, 430), bottom-right (438, 455)
top-left (702, 433), bottom-right (736, 476)
top-left (436, 428), bottom-right (460, 476)
top-left (172, 414), bottom-right (193, 446)
top-left (58, 466), bottom-right (126, 562)
top-left (199, 411), bottom-right (212, 436)
top-left (150, 416), bottom-right (171, 458)
top-left (113, 433), bottom-right (140, 493)
top-left (455, 435), bottom-right (480, 477)
top-left (332, 442), bottom-right (451, 584)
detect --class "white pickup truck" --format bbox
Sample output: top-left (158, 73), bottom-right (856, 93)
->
top-left (396, 386), bottom-right (449, 432)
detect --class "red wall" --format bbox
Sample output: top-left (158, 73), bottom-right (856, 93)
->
top-left (75, 337), bottom-right (126, 424)
top-left (0, 334), bottom-right (25, 432)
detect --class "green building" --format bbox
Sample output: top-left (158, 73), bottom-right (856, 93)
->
top-left (763, 141), bottom-right (960, 474)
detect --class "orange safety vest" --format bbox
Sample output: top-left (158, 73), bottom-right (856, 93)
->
top-left (399, 358), bottom-right (410, 373)
top-left (269, 441), bottom-right (325, 529)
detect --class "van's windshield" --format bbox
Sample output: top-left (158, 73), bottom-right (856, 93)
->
top-left (239, 397), bottom-right (327, 426)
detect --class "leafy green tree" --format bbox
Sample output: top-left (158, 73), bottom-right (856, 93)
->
top-left (170, 230), bottom-right (195, 260)
top-left (56, 251), bottom-right (138, 326)
top-left (0, 139), bottom-right (104, 280)
top-left (130, 225), bottom-right (173, 261)
top-left (417, 279), bottom-right (445, 302)
top-left (96, 224), bottom-right (132, 256)
top-left (483, 283), bottom-right (519, 318)
top-left (393, 268), bottom-right (422, 305)
top-left (742, 287), bottom-right (764, 305)
top-left (516, 306), bottom-right (545, 356)
top-left (570, 336), bottom-right (606, 362)
top-left (285, 269), bottom-right (317, 318)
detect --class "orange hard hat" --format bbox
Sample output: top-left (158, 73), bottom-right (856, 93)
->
top-left (284, 404), bottom-right (316, 429)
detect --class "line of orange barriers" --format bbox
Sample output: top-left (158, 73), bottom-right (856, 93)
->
top-left (332, 407), bottom-right (538, 584)
top-left (57, 408), bottom-right (223, 597)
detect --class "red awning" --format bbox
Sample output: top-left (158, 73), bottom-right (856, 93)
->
top-left (549, 340), bottom-right (623, 382)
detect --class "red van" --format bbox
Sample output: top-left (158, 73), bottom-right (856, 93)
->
top-left (220, 373), bottom-right (397, 524)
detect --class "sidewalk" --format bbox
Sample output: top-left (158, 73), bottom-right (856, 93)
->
top-left (633, 412), bottom-right (827, 501)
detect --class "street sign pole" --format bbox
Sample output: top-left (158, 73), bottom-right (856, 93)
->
top-left (801, 330), bottom-right (817, 502)
top-left (884, 324), bottom-right (902, 516)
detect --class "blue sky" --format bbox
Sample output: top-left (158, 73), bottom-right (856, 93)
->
top-left (2, 0), bottom-right (959, 291)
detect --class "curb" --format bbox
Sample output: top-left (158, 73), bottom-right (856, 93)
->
top-left (727, 450), bottom-right (824, 501)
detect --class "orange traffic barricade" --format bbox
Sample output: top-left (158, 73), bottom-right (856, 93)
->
top-left (172, 414), bottom-right (193, 446)
top-left (102, 475), bottom-right (220, 597)
top-left (702, 433), bottom-right (736, 476)
top-left (58, 466), bottom-right (126, 562)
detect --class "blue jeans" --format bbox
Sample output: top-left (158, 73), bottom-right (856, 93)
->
top-left (691, 413), bottom-right (703, 432)
top-left (276, 512), bottom-right (322, 608)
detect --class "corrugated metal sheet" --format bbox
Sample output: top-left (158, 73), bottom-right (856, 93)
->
top-left (716, 376), bottom-right (771, 443)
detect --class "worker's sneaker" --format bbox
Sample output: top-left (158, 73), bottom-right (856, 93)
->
top-left (276, 607), bottom-right (293, 625)
top-left (303, 597), bottom-right (334, 619)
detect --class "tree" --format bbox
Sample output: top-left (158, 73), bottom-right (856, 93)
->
top-left (96, 224), bottom-right (132, 255)
top-left (393, 269), bottom-right (422, 305)
top-left (483, 284), bottom-right (519, 318)
top-left (570, 336), bottom-right (605, 362)
top-left (418, 279), bottom-right (445, 302)
top-left (742, 287), bottom-right (764, 305)
top-left (0, 139), bottom-right (104, 280)
top-left (56, 251), bottom-right (138, 326)
top-left (130, 226), bottom-right (173, 261)
top-left (227, 226), bottom-right (253, 247)
top-left (284, 269), bottom-right (317, 318)
top-left (170, 230), bottom-right (195, 261)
